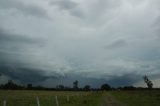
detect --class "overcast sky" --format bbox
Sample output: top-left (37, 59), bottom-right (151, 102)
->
top-left (0, 0), bottom-right (160, 88)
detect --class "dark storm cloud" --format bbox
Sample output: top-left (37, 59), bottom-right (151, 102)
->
top-left (40, 73), bottom-right (108, 88)
top-left (0, 65), bottom-right (46, 83)
top-left (0, 0), bottom-right (48, 18)
top-left (0, 60), bottom-right (62, 84)
top-left (108, 73), bottom-right (142, 87)
top-left (0, 28), bottom-right (50, 83)
top-left (0, 28), bottom-right (44, 55)
top-left (0, 28), bottom-right (39, 44)
top-left (41, 73), bottom-right (142, 88)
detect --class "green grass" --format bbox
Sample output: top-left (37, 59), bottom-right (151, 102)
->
top-left (0, 90), bottom-right (104, 106)
top-left (1, 90), bottom-right (160, 106)
top-left (110, 90), bottom-right (160, 106)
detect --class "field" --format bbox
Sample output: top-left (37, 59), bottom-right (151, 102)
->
top-left (0, 90), bottom-right (105, 106)
top-left (0, 90), bottom-right (160, 106)
top-left (110, 90), bottom-right (160, 106)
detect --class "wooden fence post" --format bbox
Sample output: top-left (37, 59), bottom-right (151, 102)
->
top-left (55, 96), bottom-right (59, 106)
top-left (67, 95), bottom-right (69, 102)
top-left (3, 100), bottom-right (6, 106)
top-left (36, 97), bottom-right (40, 106)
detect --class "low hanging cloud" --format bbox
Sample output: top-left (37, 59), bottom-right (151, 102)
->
top-left (0, 0), bottom-right (160, 87)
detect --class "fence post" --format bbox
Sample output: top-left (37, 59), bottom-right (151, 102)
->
top-left (36, 97), bottom-right (40, 106)
top-left (55, 96), bottom-right (59, 106)
top-left (3, 100), bottom-right (6, 106)
top-left (67, 95), bottom-right (69, 102)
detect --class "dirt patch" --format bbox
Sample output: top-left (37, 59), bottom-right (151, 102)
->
top-left (103, 93), bottom-right (126, 106)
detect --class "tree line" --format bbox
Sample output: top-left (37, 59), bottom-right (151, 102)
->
top-left (0, 75), bottom-right (157, 91)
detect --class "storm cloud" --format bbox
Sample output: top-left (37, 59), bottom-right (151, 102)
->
top-left (0, 0), bottom-right (160, 87)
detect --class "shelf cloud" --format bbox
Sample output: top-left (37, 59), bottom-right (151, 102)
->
top-left (0, 0), bottom-right (160, 87)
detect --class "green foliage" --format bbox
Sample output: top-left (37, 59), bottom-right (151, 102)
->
top-left (83, 85), bottom-right (91, 91)
top-left (101, 83), bottom-right (111, 90)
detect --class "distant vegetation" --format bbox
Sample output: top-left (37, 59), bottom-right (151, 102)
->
top-left (0, 78), bottom-right (158, 91)
top-left (0, 79), bottom-right (111, 91)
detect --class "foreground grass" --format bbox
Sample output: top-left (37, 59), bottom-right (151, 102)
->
top-left (0, 90), bottom-right (104, 106)
top-left (1, 90), bottom-right (160, 106)
top-left (110, 90), bottom-right (160, 106)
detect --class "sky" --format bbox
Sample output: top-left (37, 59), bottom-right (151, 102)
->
top-left (0, 0), bottom-right (160, 88)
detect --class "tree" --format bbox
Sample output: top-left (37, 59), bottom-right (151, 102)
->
top-left (0, 74), bottom-right (1, 87)
top-left (73, 80), bottom-right (79, 89)
top-left (27, 84), bottom-right (33, 89)
top-left (101, 83), bottom-right (111, 90)
top-left (56, 85), bottom-right (65, 90)
top-left (4, 80), bottom-right (18, 89)
top-left (0, 74), bottom-right (1, 80)
top-left (143, 75), bottom-right (153, 89)
top-left (84, 85), bottom-right (91, 91)
top-left (123, 86), bottom-right (136, 90)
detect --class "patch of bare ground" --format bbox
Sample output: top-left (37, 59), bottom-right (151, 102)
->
top-left (103, 93), bottom-right (126, 106)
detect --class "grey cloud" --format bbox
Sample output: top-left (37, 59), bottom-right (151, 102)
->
top-left (69, 9), bottom-right (85, 18)
top-left (0, 28), bottom-right (72, 84)
top-left (0, 0), bottom-right (48, 18)
top-left (50, 0), bottom-right (78, 10)
top-left (105, 39), bottom-right (127, 49)
top-left (0, 65), bottom-right (45, 83)
top-left (0, 29), bottom-right (39, 44)
top-left (154, 16), bottom-right (160, 37)
top-left (75, 0), bottom-right (122, 22)
top-left (49, 0), bottom-right (84, 18)
top-left (0, 58), bottom-right (64, 83)
top-left (93, 0), bottom-right (122, 11)
top-left (40, 72), bottom-right (142, 88)
top-left (0, 28), bottom-right (50, 83)
top-left (0, 28), bottom-right (44, 54)
top-left (108, 73), bottom-right (142, 87)
top-left (40, 74), bottom-right (107, 88)
top-left (50, 0), bottom-right (121, 20)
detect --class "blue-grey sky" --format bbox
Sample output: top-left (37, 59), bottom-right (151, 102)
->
top-left (0, 0), bottom-right (160, 88)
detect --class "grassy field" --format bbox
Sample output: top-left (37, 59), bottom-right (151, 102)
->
top-left (0, 90), bottom-right (160, 106)
top-left (110, 90), bottom-right (160, 106)
top-left (0, 90), bottom-right (105, 106)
